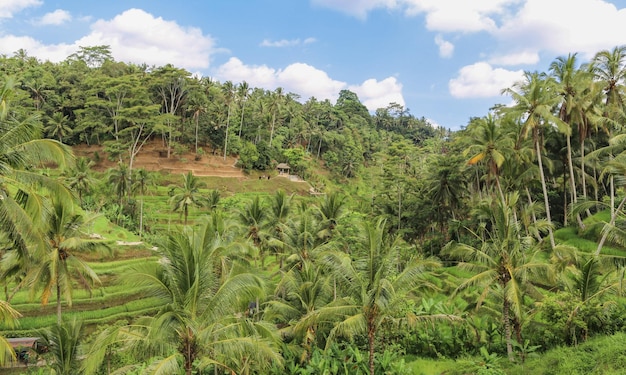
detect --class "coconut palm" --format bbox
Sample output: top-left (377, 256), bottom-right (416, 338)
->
top-left (464, 113), bottom-right (514, 202)
top-left (44, 112), bottom-right (72, 142)
top-left (65, 156), bottom-right (96, 206)
top-left (221, 80), bottom-right (236, 160)
top-left (307, 218), bottom-right (442, 375)
top-left (314, 192), bottom-right (347, 242)
top-left (28, 198), bottom-right (110, 323)
top-left (502, 71), bottom-right (567, 249)
top-left (38, 318), bottom-right (84, 375)
top-left (590, 46), bottom-right (626, 218)
top-left (237, 196), bottom-right (269, 268)
top-left (443, 193), bottom-right (555, 361)
top-left (265, 258), bottom-right (334, 362)
top-left (237, 81), bottom-right (251, 138)
top-left (0, 300), bottom-right (20, 365)
top-left (94, 225), bottom-right (282, 375)
top-left (0, 77), bottom-right (74, 260)
top-left (169, 171), bottom-right (207, 226)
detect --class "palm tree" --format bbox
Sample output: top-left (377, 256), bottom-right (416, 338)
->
top-left (44, 112), bottom-right (72, 142)
top-left (590, 45), bottom-right (626, 218)
top-left (314, 192), bottom-right (347, 242)
top-left (550, 53), bottom-right (594, 228)
top-left (503, 71), bottom-right (567, 249)
top-left (237, 81), bottom-right (251, 138)
top-left (267, 190), bottom-right (293, 268)
top-left (0, 300), bottom-right (20, 365)
top-left (265, 258), bottom-right (333, 361)
top-left (93, 225), bottom-right (282, 375)
top-left (464, 113), bottom-right (514, 202)
top-left (39, 318), bottom-right (84, 375)
top-left (443, 193), bottom-right (554, 361)
top-left (237, 196), bottom-right (269, 267)
top-left (133, 168), bottom-right (153, 238)
top-left (28, 198), bottom-right (110, 323)
top-left (107, 162), bottom-right (131, 206)
top-left (65, 156), bottom-right (96, 206)
top-left (221, 80), bottom-right (236, 160)
top-left (309, 218), bottom-right (442, 375)
top-left (169, 171), bottom-right (207, 226)
top-left (0, 77), bottom-right (74, 263)
top-left (268, 87), bottom-right (285, 145)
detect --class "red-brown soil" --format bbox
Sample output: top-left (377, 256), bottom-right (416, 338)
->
top-left (73, 141), bottom-right (246, 179)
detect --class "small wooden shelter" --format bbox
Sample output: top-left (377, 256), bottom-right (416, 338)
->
top-left (276, 163), bottom-right (291, 175)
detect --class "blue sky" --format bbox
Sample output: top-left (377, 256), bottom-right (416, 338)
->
top-left (1, 0), bottom-right (626, 130)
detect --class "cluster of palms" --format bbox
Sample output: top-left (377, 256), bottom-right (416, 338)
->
top-left (463, 46), bottom-right (626, 253)
top-left (0, 79), bottom-right (110, 366)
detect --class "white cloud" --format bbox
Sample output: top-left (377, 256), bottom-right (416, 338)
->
top-left (0, 35), bottom-right (75, 61)
top-left (434, 35), bottom-right (454, 58)
top-left (76, 9), bottom-right (215, 70)
top-left (37, 9), bottom-right (71, 26)
top-left (349, 77), bottom-right (405, 110)
top-left (0, 8), bottom-right (216, 70)
top-left (497, 0), bottom-right (626, 58)
top-left (0, 0), bottom-right (42, 18)
top-left (310, 0), bottom-right (397, 19)
top-left (488, 51), bottom-right (539, 66)
top-left (215, 57), bottom-right (403, 111)
top-left (260, 37), bottom-right (316, 47)
top-left (449, 62), bottom-right (524, 98)
top-left (215, 57), bottom-right (345, 101)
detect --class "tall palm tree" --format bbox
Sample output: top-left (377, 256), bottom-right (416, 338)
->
top-left (133, 168), bottom-right (153, 238)
top-left (464, 113), bottom-right (514, 202)
top-left (107, 162), bottom-right (131, 206)
top-left (268, 87), bottom-right (285, 145)
top-left (309, 218), bottom-right (442, 375)
top-left (28, 198), bottom-right (110, 323)
top-left (221, 80), bottom-right (236, 160)
top-left (169, 171), bottom-right (207, 226)
top-left (0, 77), bottom-right (74, 261)
top-left (94, 226), bottom-right (282, 375)
top-left (237, 81), bottom-right (251, 138)
top-left (590, 45), bottom-right (626, 218)
top-left (550, 53), bottom-right (598, 228)
top-left (443, 193), bottom-right (554, 360)
top-left (503, 71), bottom-right (567, 249)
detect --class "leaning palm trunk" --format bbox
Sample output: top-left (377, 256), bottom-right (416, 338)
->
top-left (595, 194), bottom-right (626, 256)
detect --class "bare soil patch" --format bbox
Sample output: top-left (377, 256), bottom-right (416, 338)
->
top-left (73, 141), bottom-right (246, 179)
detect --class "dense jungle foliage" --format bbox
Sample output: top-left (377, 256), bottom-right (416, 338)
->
top-left (2, 45), bottom-right (626, 374)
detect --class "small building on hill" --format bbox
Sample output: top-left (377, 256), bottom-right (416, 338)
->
top-left (276, 163), bottom-right (291, 175)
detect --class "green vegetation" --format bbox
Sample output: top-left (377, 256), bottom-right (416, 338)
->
top-left (2, 45), bottom-right (626, 374)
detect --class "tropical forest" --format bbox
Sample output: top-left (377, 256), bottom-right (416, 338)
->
top-left (3, 45), bottom-right (626, 375)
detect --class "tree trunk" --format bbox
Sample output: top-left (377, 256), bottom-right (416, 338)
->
top-left (503, 298), bottom-right (514, 361)
top-left (368, 319), bottom-right (376, 375)
top-left (535, 139), bottom-right (555, 249)
top-left (595, 194), bottom-right (626, 256)
top-left (56, 272), bottom-right (62, 324)
top-left (567, 135), bottom-right (585, 230)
